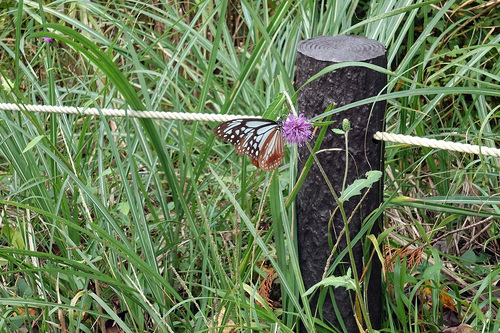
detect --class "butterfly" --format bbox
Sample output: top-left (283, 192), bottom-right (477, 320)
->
top-left (213, 118), bottom-right (284, 171)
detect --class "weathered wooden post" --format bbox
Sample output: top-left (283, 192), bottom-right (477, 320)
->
top-left (296, 35), bottom-right (386, 332)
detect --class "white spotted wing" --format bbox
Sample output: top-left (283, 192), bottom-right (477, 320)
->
top-left (213, 118), bottom-right (284, 171)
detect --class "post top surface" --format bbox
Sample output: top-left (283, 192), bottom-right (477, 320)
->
top-left (297, 35), bottom-right (386, 62)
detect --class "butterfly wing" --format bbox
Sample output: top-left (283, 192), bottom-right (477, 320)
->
top-left (213, 119), bottom-right (255, 146)
top-left (213, 118), bottom-right (284, 171)
top-left (251, 129), bottom-right (284, 171)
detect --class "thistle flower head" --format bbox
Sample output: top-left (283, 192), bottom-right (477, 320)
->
top-left (282, 113), bottom-right (312, 146)
top-left (43, 37), bottom-right (54, 43)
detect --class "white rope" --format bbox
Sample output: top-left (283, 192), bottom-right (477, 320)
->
top-left (1, 103), bottom-right (498, 158)
top-left (374, 131), bottom-right (500, 158)
top-left (0, 103), bottom-right (260, 122)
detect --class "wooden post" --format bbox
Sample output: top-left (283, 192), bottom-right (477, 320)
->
top-left (296, 35), bottom-right (386, 332)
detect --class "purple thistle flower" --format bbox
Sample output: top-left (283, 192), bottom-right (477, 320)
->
top-left (43, 37), bottom-right (54, 43)
top-left (282, 113), bottom-right (313, 146)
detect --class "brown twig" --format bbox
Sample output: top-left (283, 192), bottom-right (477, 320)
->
top-left (427, 215), bottom-right (494, 248)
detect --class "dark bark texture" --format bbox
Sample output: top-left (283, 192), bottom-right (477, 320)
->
top-left (296, 35), bottom-right (386, 332)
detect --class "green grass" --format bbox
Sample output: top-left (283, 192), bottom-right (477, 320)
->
top-left (0, 0), bottom-right (499, 332)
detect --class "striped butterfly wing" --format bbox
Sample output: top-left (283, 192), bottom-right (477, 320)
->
top-left (213, 118), bottom-right (284, 171)
top-left (250, 128), bottom-right (284, 171)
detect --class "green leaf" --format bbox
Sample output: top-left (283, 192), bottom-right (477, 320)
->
top-left (2, 225), bottom-right (24, 249)
top-left (263, 92), bottom-right (286, 119)
top-left (117, 202), bottom-right (130, 216)
top-left (340, 170), bottom-right (383, 202)
top-left (22, 135), bottom-right (45, 153)
top-left (332, 128), bottom-right (345, 135)
top-left (461, 249), bottom-right (489, 267)
top-left (1, 75), bottom-right (13, 92)
top-left (313, 120), bottom-right (336, 127)
top-left (97, 169), bottom-right (112, 179)
top-left (303, 268), bottom-right (356, 297)
top-left (17, 278), bottom-right (33, 297)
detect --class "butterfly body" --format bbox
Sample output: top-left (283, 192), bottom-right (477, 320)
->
top-left (213, 118), bottom-right (284, 171)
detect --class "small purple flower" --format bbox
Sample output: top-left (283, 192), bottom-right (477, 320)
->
top-left (282, 113), bottom-right (313, 146)
top-left (43, 37), bottom-right (54, 43)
